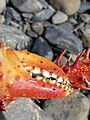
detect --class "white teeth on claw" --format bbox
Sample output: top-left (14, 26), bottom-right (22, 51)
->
top-left (62, 84), bottom-right (66, 88)
top-left (50, 79), bottom-right (56, 84)
top-left (57, 77), bottom-right (63, 83)
top-left (26, 66), bottom-right (71, 93)
top-left (36, 76), bottom-right (43, 80)
top-left (32, 67), bottom-right (41, 74)
top-left (26, 67), bottom-right (32, 71)
top-left (65, 85), bottom-right (69, 90)
top-left (51, 73), bottom-right (57, 78)
top-left (42, 70), bottom-right (51, 78)
top-left (30, 72), bottom-right (32, 76)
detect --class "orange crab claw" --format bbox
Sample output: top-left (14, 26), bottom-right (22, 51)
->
top-left (0, 45), bottom-right (72, 111)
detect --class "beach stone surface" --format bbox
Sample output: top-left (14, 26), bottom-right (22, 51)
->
top-left (44, 93), bottom-right (90, 120)
top-left (0, 0), bottom-right (90, 120)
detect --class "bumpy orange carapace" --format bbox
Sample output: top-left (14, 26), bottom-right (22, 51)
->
top-left (0, 42), bottom-right (90, 111)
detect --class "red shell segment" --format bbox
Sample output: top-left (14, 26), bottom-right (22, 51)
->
top-left (56, 48), bottom-right (90, 90)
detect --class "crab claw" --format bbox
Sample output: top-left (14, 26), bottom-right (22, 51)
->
top-left (0, 45), bottom-right (73, 111)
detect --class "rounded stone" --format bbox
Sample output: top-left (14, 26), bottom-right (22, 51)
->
top-left (0, 0), bottom-right (6, 13)
top-left (52, 11), bottom-right (68, 24)
top-left (49, 0), bottom-right (81, 15)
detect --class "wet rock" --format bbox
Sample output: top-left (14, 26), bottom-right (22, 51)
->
top-left (43, 93), bottom-right (89, 120)
top-left (38, 0), bottom-right (49, 8)
top-left (4, 7), bottom-right (21, 25)
top-left (27, 30), bottom-right (38, 38)
top-left (31, 22), bottom-right (44, 35)
top-left (58, 22), bottom-right (73, 32)
top-left (45, 25), bottom-right (83, 54)
top-left (1, 98), bottom-right (53, 120)
top-left (0, 24), bottom-right (33, 50)
top-left (5, 7), bottom-right (21, 21)
top-left (78, 2), bottom-right (90, 13)
top-left (49, 0), bottom-right (81, 15)
top-left (42, 21), bottom-right (52, 28)
top-left (0, 0), bottom-right (6, 13)
top-left (33, 9), bottom-right (54, 21)
top-left (22, 13), bottom-right (33, 19)
top-left (31, 37), bottom-right (53, 60)
top-left (10, 0), bottom-right (43, 13)
top-left (10, 21), bottom-right (20, 28)
top-left (80, 13), bottom-right (90, 22)
top-left (52, 11), bottom-right (68, 24)
top-left (81, 27), bottom-right (90, 47)
top-left (69, 18), bottom-right (78, 25)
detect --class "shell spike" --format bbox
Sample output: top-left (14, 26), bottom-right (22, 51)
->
top-left (83, 47), bottom-right (90, 62)
top-left (73, 49), bottom-right (86, 66)
top-left (56, 49), bottom-right (66, 66)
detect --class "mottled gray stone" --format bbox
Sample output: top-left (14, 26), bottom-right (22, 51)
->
top-left (45, 25), bottom-right (83, 54)
top-left (58, 22), bottom-right (73, 32)
top-left (81, 28), bottom-right (90, 47)
top-left (78, 2), bottom-right (90, 13)
top-left (27, 30), bottom-right (38, 38)
top-left (31, 37), bottom-right (53, 60)
top-left (31, 22), bottom-right (44, 35)
top-left (5, 7), bottom-right (21, 21)
top-left (0, 98), bottom-right (53, 120)
top-left (80, 13), bottom-right (90, 22)
top-left (10, 0), bottom-right (43, 13)
top-left (0, 24), bottom-right (33, 50)
top-left (33, 9), bottom-right (54, 21)
top-left (38, 0), bottom-right (48, 8)
top-left (10, 21), bottom-right (20, 28)
top-left (69, 18), bottom-right (78, 25)
top-left (44, 93), bottom-right (89, 120)
top-left (22, 13), bottom-right (33, 19)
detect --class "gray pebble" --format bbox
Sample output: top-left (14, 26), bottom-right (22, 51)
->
top-left (10, 0), bottom-right (43, 13)
top-left (5, 7), bottom-right (21, 21)
top-left (45, 25), bottom-right (83, 54)
top-left (27, 30), bottom-right (38, 38)
top-left (33, 9), bottom-right (54, 21)
top-left (0, 24), bottom-right (33, 50)
top-left (52, 11), bottom-right (68, 24)
top-left (22, 13), bottom-right (33, 19)
top-left (1, 98), bottom-right (53, 120)
top-left (78, 2), bottom-right (90, 13)
top-left (31, 37), bottom-right (53, 60)
top-left (44, 93), bottom-right (89, 120)
top-left (31, 22), bottom-right (44, 35)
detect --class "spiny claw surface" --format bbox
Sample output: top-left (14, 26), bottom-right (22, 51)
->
top-left (0, 42), bottom-right (90, 111)
top-left (0, 45), bottom-right (72, 111)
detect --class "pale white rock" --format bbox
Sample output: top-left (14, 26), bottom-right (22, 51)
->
top-left (0, 15), bottom-right (5, 24)
top-left (0, 0), bottom-right (6, 13)
top-left (52, 11), bottom-right (68, 24)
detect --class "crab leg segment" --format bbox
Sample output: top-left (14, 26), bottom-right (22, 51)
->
top-left (56, 48), bottom-right (90, 90)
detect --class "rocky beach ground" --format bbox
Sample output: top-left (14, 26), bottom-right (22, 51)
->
top-left (0, 0), bottom-right (90, 120)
